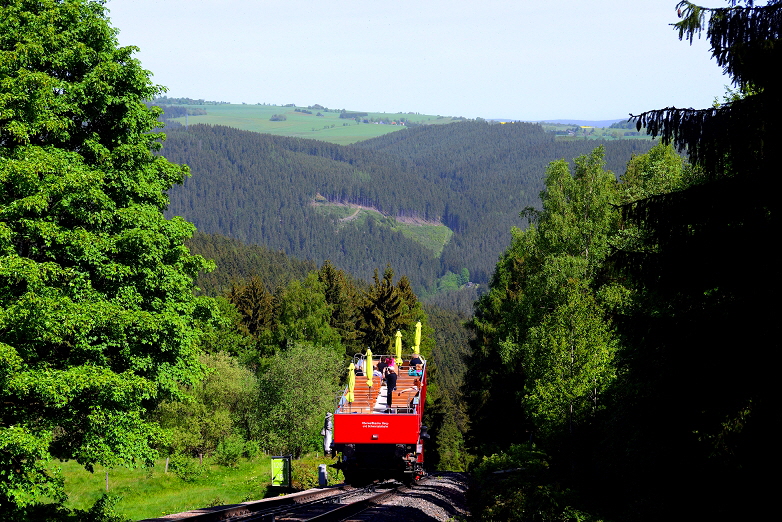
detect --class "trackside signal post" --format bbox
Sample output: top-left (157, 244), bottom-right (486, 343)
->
top-left (270, 455), bottom-right (292, 488)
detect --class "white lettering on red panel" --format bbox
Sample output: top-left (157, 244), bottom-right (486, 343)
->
top-left (360, 421), bottom-right (389, 428)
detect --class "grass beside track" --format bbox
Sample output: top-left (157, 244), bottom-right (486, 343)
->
top-left (56, 454), bottom-right (344, 520)
top-left (58, 457), bottom-right (272, 520)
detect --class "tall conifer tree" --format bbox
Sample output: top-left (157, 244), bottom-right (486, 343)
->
top-left (609, 1), bottom-right (780, 517)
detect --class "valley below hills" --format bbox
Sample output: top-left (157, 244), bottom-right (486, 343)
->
top-left (161, 119), bottom-right (655, 296)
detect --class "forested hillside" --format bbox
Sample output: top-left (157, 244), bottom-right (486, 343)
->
top-left (464, 2), bottom-right (778, 520)
top-left (162, 122), bottom-right (655, 293)
top-left (186, 231), bottom-right (317, 295)
top-left (0, 4), bottom-right (468, 518)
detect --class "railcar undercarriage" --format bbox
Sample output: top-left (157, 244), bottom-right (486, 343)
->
top-left (331, 442), bottom-right (424, 486)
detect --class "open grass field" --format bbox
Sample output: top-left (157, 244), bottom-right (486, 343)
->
top-left (160, 103), bottom-right (649, 145)
top-left (397, 223), bottom-right (453, 258)
top-left (58, 457), bottom-right (272, 520)
top-left (536, 121), bottom-right (654, 141)
top-left (313, 202), bottom-right (453, 257)
top-left (57, 454), bottom-right (343, 520)
top-left (163, 103), bottom-right (464, 145)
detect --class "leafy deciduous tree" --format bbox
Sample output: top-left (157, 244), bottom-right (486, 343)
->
top-left (467, 147), bottom-right (620, 452)
top-left (0, 0), bottom-right (211, 514)
top-left (255, 343), bottom-right (342, 457)
top-left (156, 353), bottom-right (257, 459)
top-left (269, 272), bottom-right (343, 356)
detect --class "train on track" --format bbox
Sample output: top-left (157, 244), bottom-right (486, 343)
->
top-left (323, 348), bottom-right (428, 486)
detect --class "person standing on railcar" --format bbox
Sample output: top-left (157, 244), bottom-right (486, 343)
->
top-left (384, 357), bottom-right (398, 411)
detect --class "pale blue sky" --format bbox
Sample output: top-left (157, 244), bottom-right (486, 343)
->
top-left (107, 0), bottom-right (730, 121)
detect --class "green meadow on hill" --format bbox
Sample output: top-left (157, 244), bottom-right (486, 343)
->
top-left (159, 102), bottom-right (463, 145)
top-left (312, 202), bottom-right (454, 258)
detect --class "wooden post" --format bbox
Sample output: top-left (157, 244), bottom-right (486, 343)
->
top-left (165, 456), bottom-right (169, 473)
top-left (105, 471), bottom-right (109, 492)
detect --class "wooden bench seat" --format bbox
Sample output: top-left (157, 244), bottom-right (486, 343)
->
top-left (339, 401), bottom-right (375, 413)
top-left (352, 386), bottom-right (379, 399)
top-left (385, 389), bottom-right (420, 413)
top-left (395, 390), bottom-right (419, 404)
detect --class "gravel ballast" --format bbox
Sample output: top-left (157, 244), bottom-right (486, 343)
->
top-left (357, 472), bottom-right (471, 521)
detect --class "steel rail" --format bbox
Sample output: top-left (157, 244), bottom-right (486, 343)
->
top-left (139, 485), bottom-right (348, 522)
top-left (303, 487), bottom-right (397, 522)
top-left (240, 482), bottom-right (399, 522)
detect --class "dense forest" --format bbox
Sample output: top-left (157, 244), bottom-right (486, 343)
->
top-left (161, 122), bottom-right (655, 293)
top-left (2, 0), bottom-right (773, 520)
top-left (186, 231), bottom-right (317, 295)
top-left (0, 3), bottom-right (459, 519)
top-left (464, 2), bottom-right (778, 520)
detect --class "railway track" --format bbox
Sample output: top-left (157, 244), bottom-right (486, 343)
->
top-left (141, 481), bottom-right (401, 522)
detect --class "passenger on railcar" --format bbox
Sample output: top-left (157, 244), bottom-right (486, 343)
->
top-left (408, 355), bottom-right (424, 376)
top-left (397, 378), bottom-right (422, 396)
top-left (376, 357), bottom-right (388, 376)
top-left (383, 358), bottom-right (398, 411)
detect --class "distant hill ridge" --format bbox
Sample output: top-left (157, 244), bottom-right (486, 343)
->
top-left (152, 97), bottom-right (637, 145)
top-left (534, 118), bottom-right (627, 127)
top-left (162, 121), bottom-right (654, 294)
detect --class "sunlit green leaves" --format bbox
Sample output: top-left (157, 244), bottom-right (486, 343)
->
top-left (0, 427), bottom-right (63, 509)
top-left (156, 352), bottom-right (257, 458)
top-left (523, 281), bottom-right (617, 432)
top-left (0, 0), bottom-right (211, 514)
top-left (467, 146), bottom-right (621, 445)
top-left (256, 342), bottom-right (342, 457)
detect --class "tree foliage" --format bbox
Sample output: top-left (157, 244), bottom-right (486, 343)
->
top-left (467, 147), bottom-right (620, 454)
top-left (358, 266), bottom-right (406, 352)
top-left (633, 1), bottom-right (781, 179)
top-left (605, 3), bottom-right (780, 518)
top-left (318, 260), bottom-right (361, 357)
top-left (0, 0), bottom-right (211, 515)
top-left (462, 2), bottom-right (782, 519)
top-left (186, 231), bottom-right (316, 297)
top-left (466, 142), bottom-right (694, 518)
top-left (161, 122), bottom-right (654, 292)
top-left (268, 272), bottom-right (343, 355)
top-left (227, 276), bottom-right (274, 339)
top-left (255, 343), bottom-right (342, 458)
top-left (156, 353), bottom-right (257, 458)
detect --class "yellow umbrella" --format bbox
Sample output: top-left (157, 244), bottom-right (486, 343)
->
top-left (414, 321), bottom-right (422, 354)
top-left (365, 348), bottom-right (373, 387)
top-left (347, 363), bottom-right (355, 403)
top-left (395, 330), bottom-right (403, 365)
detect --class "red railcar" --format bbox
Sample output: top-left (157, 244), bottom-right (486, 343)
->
top-left (323, 353), bottom-right (428, 485)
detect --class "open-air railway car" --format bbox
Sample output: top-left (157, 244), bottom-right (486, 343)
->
top-left (323, 352), bottom-right (428, 485)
